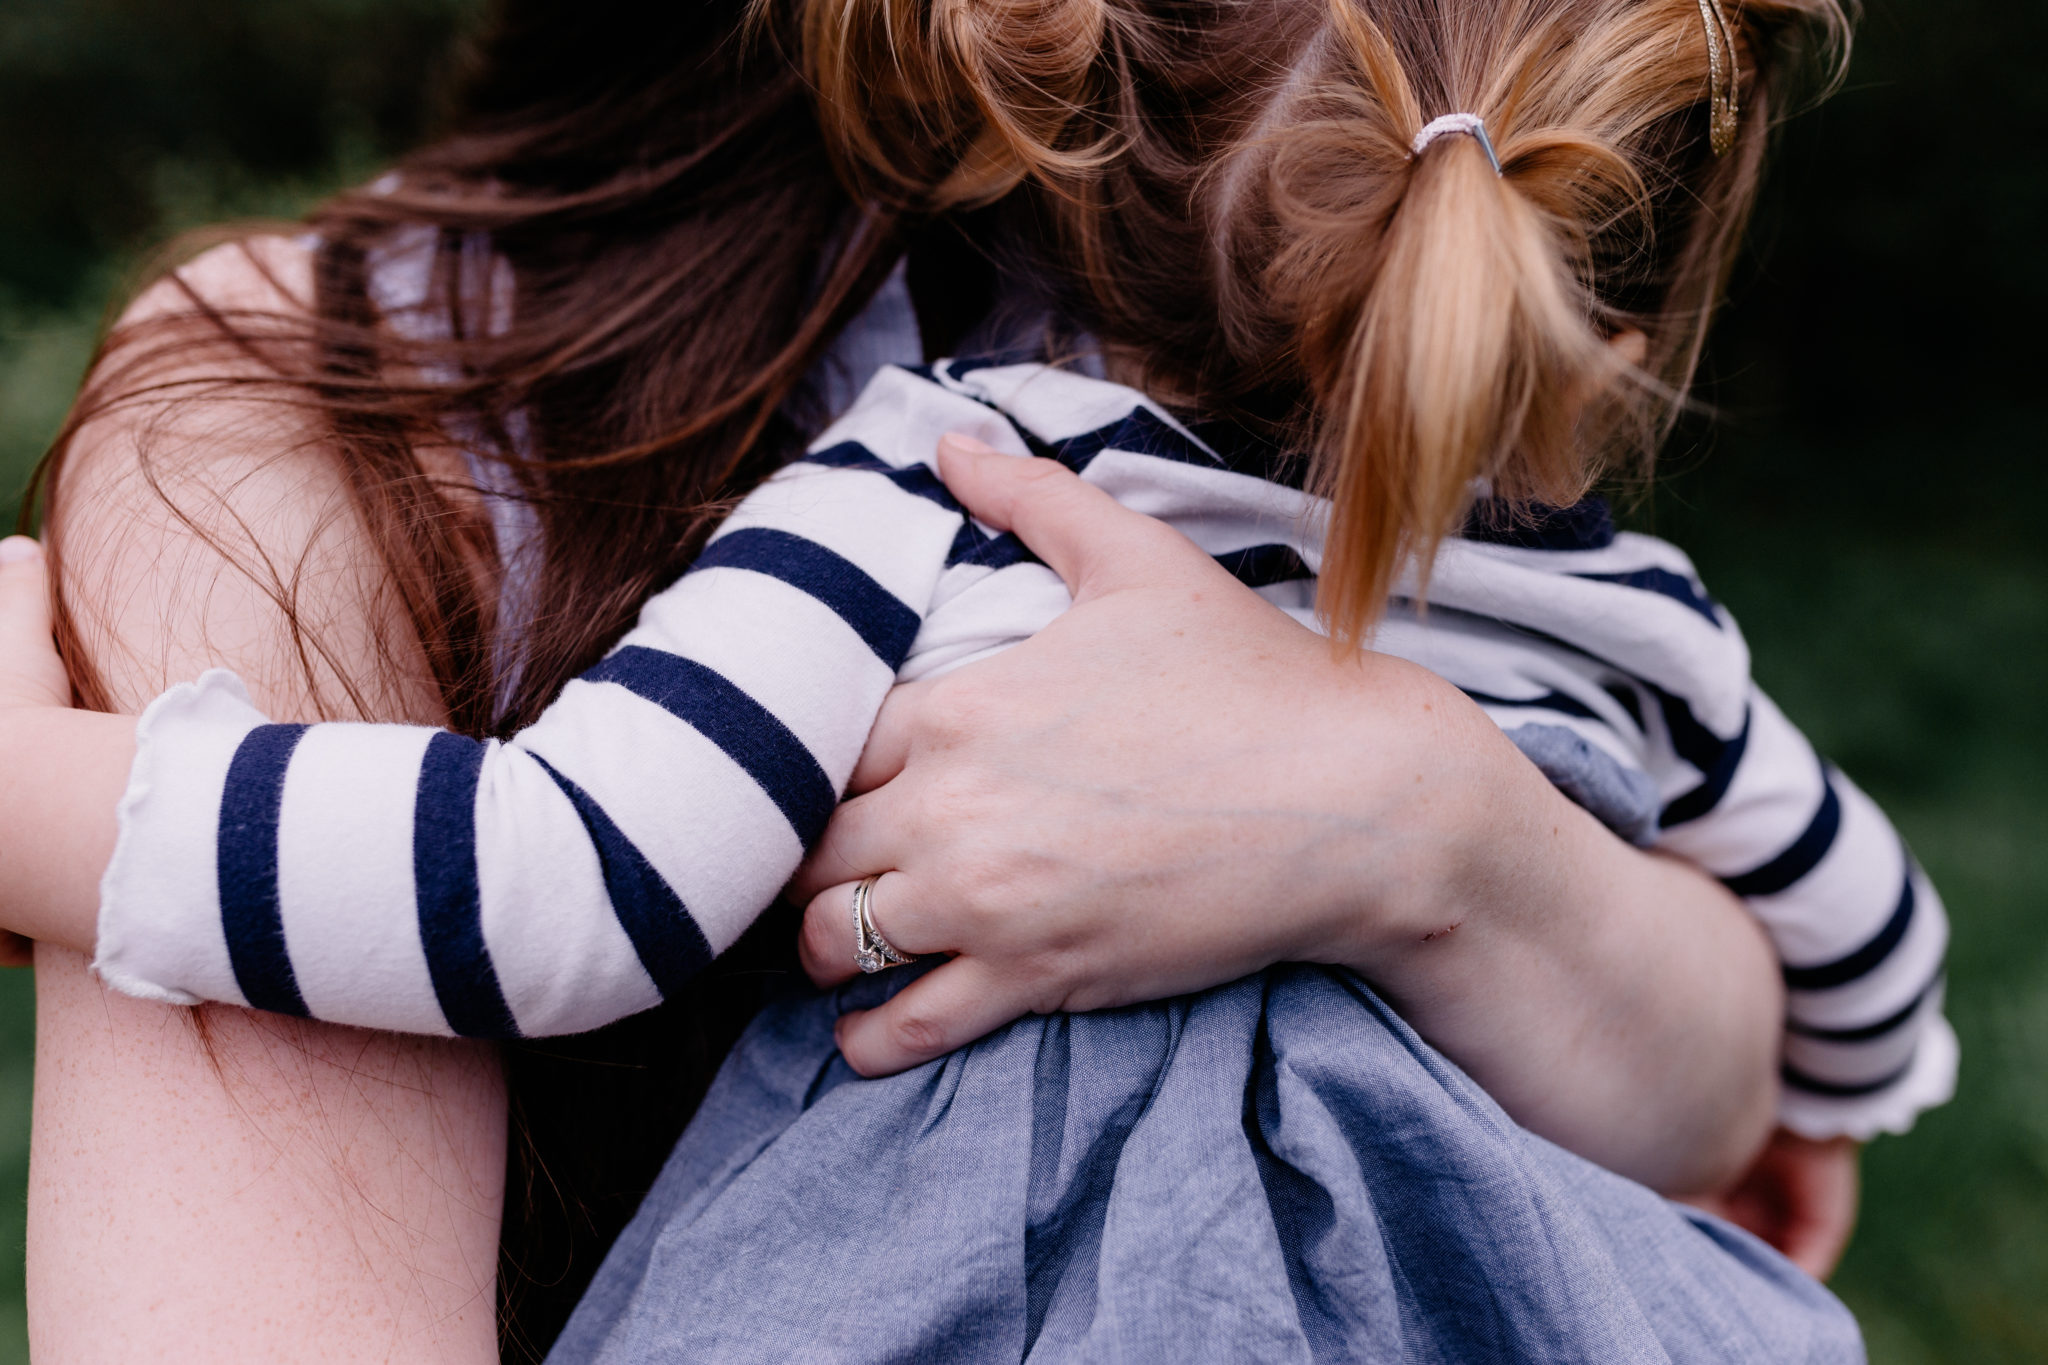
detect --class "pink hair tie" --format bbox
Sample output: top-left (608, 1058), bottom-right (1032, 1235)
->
top-left (1409, 113), bottom-right (1502, 176)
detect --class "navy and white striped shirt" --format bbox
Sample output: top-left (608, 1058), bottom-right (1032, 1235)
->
top-left (95, 359), bottom-right (1953, 1140)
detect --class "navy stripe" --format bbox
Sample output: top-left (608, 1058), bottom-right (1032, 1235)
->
top-left (1783, 863), bottom-right (1917, 991)
top-left (583, 646), bottom-right (837, 848)
top-left (694, 527), bottom-right (921, 668)
top-left (800, 442), bottom-right (961, 513)
top-left (1039, 407), bottom-right (1226, 474)
top-left (1782, 1055), bottom-right (1917, 1098)
top-left (217, 723), bottom-right (312, 1017)
top-left (1602, 681), bottom-right (1646, 732)
top-left (950, 531), bottom-right (1312, 586)
top-left (1461, 686), bottom-right (1605, 724)
top-left (1721, 766), bottom-right (1842, 898)
top-left (413, 732), bottom-right (521, 1039)
top-left (1213, 543), bottom-right (1312, 589)
top-left (1028, 404), bottom-right (1304, 487)
top-left (946, 519), bottom-right (994, 568)
top-left (1658, 698), bottom-right (1750, 828)
top-left (801, 441), bottom-right (872, 470)
top-left (947, 527), bottom-right (1039, 572)
top-left (1461, 498), bottom-right (1617, 551)
top-left (940, 351), bottom-right (1043, 381)
top-left (1569, 567), bottom-right (1721, 627)
top-left (1787, 974), bottom-right (1940, 1043)
top-left (531, 755), bottom-right (714, 999)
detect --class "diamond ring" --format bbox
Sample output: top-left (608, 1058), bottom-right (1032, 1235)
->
top-left (852, 874), bottom-right (917, 974)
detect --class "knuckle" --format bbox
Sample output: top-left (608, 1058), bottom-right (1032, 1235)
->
top-left (798, 899), bottom-right (838, 962)
top-left (1008, 457), bottom-right (1072, 490)
top-left (889, 1009), bottom-right (950, 1058)
top-left (918, 674), bottom-right (997, 747)
top-left (919, 767), bottom-right (991, 825)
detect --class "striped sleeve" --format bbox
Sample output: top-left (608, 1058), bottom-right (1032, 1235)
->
top-left (1418, 525), bottom-right (1956, 1139)
top-left (1654, 687), bottom-right (1957, 1139)
top-left (94, 375), bottom-right (989, 1038)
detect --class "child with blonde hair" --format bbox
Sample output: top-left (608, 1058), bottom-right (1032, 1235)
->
top-left (0, 0), bottom-right (1944, 1357)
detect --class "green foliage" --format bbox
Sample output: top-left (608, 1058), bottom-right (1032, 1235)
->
top-left (0, 0), bottom-right (2040, 1360)
top-left (1651, 506), bottom-right (2048, 1363)
top-left (0, 0), bottom-right (478, 525)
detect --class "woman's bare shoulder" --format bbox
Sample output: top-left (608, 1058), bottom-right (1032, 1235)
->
top-left (52, 233), bottom-right (438, 722)
top-left (121, 232), bottom-right (319, 329)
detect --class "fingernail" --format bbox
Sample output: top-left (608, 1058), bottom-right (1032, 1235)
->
top-left (0, 537), bottom-right (41, 566)
top-left (938, 432), bottom-right (996, 457)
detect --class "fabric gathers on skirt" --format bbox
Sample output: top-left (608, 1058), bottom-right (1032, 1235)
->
top-left (551, 966), bottom-right (1863, 1364)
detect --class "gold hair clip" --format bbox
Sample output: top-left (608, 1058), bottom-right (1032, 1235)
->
top-left (1698, 0), bottom-right (1740, 156)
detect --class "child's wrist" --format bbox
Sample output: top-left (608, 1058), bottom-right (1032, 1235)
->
top-left (0, 706), bottom-right (138, 955)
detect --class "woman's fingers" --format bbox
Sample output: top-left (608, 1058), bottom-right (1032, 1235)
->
top-left (833, 956), bottom-right (1031, 1077)
top-left (935, 435), bottom-right (1203, 600)
top-left (0, 537), bottom-right (70, 711)
top-left (846, 678), bottom-right (931, 796)
top-left (789, 781), bottom-right (914, 904)
top-left (798, 870), bottom-right (930, 989)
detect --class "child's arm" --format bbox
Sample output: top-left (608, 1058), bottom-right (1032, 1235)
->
top-left (3, 368), bottom-right (1014, 1040)
top-left (1396, 524), bottom-right (1953, 1142)
top-left (0, 537), bottom-right (132, 956)
top-left (1655, 682), bottom-right (1954, 1140)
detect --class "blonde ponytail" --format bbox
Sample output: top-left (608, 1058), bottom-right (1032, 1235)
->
top-left (1250, 0), bottom-right (1812, 642)
top-left (1302, 121), bottom-right (1616, 641)
top-left (774, 0), bottom-right (1849, 637)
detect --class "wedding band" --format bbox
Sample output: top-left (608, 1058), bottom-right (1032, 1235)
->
top-left (851, 874), bottom-right (917, 974)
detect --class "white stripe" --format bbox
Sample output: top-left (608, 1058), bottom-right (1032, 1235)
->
top-left (475, 745), bottom-right (662, 1036)
top-left (93, 669), bottom-right (263, 1009)
top-left (812, 365), bottom-right (1035, 467)
top-left (1654, 690), bottom-right (1824, 872)
top-left (1741, 769), bottom-right (1908, 965)
top-left (1785, 864), bottom-right (1949, 1028)
top-left (905, 562), bottom-right (1071, 682)
top-left (627, 568), bottom-right (899, 789)
top-left (1780, 1013), bottom-right (1958, 1141)
top-left (274, 723), bottom-right (448, 1033)
top-left (519, 680), bottom-right (804, 954)
top-left (1418, 540), bottom-right (1752, 735)
top-left (1783, 981), bottom-right (1941, 1090)
top-left (1078, 449), bottom-right (1320, 557)
top-left (714, 464), bottom-right (964, 615)
top-left (944, 362), bottom-right (1220, 457)
top-left (1456, 530), bottom-right (1707, 581)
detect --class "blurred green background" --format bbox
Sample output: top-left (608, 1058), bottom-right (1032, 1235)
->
top-left (0, 0), bottom-right (2040, 1359)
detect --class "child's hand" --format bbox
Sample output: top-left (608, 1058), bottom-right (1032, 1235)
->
top-left (1683, 1128), bottom-right (1861, 1278)
top-left (0, 536), bottom-right (72, 965)
top-left (0, 537), bottom-right (70, 712)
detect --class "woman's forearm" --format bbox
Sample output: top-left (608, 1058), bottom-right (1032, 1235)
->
top-left (1351, 718), bottom-right (1782, 1195)
top-left (792, 447), bottom-right (1784, 1194)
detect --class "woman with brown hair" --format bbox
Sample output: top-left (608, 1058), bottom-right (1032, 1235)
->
top-left (0, 0), bottom-right (1941, 1357)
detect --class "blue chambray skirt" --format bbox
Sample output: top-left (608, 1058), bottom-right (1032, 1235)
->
top-left (550, 965), bottom-right (1863, 1363)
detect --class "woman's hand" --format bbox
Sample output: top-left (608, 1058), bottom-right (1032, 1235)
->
top-left (1685, 1130), bottom-right (1861, 1278)
top-left (0, 537), bottom-right (74, 966)
top-left (791, 437), bottom-right (1785, 1196)
top-left (792, 437), bottom-right (1506, 1047)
